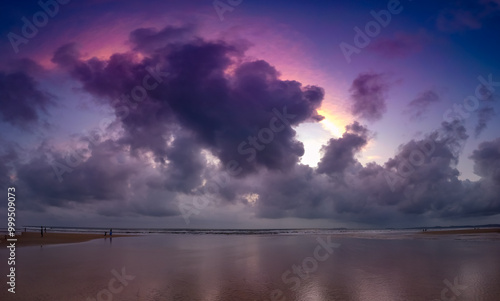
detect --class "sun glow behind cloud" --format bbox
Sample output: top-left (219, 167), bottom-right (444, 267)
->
top-left (317, 110), bottom-right (343, 138)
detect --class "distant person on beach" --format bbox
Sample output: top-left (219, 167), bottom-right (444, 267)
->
top-left (110, 229), bottom-right (112, 236)
top-left (41, 226), bottom-right (43, 237)
top-left (44, 227), bottom-right (47, 233)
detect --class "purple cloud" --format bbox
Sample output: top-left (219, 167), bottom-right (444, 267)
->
top-left (51, 29), bottom-right (324, 178)
top-left (349, 73), bottom-right (389, 122)
top-left (369, 31), bottom-right (429, 58)
top-left (0, 69), bottom-right (53, 129)
top-left (405, 89), bottom-right (441, 120)
top-left (317, 122), bottom-right (369, 176)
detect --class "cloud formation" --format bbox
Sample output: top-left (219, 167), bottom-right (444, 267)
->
top-left (249, 119), bottom-right (500, 224)
top-left (369, 31), bottom-right (429, 58)
top-left (2, 18), bottom-right (499, 227)
top-left (51, 29), bottom-right (324, 179)
top-left (128, 24), bottom-right (196, 53)
top-left (9, 25), bottom-right (326, 216)
top-left (0, 68), bottom-right (53, 129)
top-left (317, 122), bottom-right (369, 176)
top-left (470, 137), bottom-right (500, 183)
top-left (405, 89), bottom-right (441, 120)
top-left (349, 73), bottom-right (389, 122)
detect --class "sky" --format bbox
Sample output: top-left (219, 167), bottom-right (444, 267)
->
top-left (1, 0), bottom-right (500, 229)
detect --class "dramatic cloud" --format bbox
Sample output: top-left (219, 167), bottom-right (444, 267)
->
top-left (3, 25), bottom-right (326, 218)
top-left (253, 165), bottom-right (334, 219)
top-left (1, 0), bottom-right (498, 228)
top-left (349, 73), bottom-right (389, 122)
top-left (51, 28), bottom-right (324, 181)
top-left (6, 28), bottom-right (498, 226)
top-left (0, 70), bottom-right (53, 129)
top-left (12, 136), bottom-right (182, 217)
top-left (470, 138), bottom-right (500, 184)
top-left (405, 89), bottom-right (441, 120)
top-left (15, 140), bottom-right (135, 208)
top-left (317, 122), bottom-right (369, 176)
top-left (245, 119), bottom-right (499, 223)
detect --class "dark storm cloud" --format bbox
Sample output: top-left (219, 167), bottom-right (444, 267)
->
top-left (249, 119), bottom-right (500, 222)
top-left (52, 29), bottom-right (324, 179)
top-left (475, 106), bottom-right (495, 137)
top-left (405, 89), bottom-right (441, 120)
top-left (12, 22), bottom-right (498, 225)
top-left (15, 139), bottom-right (137, 209)
top-left (13, 136), bottom-right (184, 217)
top-left (0, 69), bottom-right (53, 129)
top-left (349, 73), bottom-right (389, 122)
top-left (316, 122), bottom-right (369, 176)
top-left (53, 43), bottom-right (154, 101)
top-left (470, 137), bottom-right (500, 183)
top-left (382, 122), bottom-right (468, 213)
top-left (161, 134), bottom-right (206, 193)
top-left (9, 24), bottom-right (325, 219)
top-left (253, 165), bottom-right (333, 219)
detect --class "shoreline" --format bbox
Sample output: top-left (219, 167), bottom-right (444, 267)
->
top-left (420, 228), bottom-right (500, 235)
top-left (2, 228), bottom-right (499, 247)
top-left (0, 232), bottom-right (132, 247)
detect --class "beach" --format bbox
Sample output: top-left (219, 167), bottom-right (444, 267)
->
top-left (0, 231), bottom-right (131, 247)
top-left (1, 230), bottom-right (500, 300)
top-left (421, 228), bottom-right (500, 235)
top-left (1, 228), bottom-right (498, 247)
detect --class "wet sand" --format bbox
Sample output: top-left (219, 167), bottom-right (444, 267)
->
top-left (0, 232), bottom-right (130, 247)
top-left (1, 233), bottom-right (500, 300)
top-left (1, 228), bottom-right (497, 248)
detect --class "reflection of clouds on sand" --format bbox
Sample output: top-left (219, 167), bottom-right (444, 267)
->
top-left (348, 268), bottom-right (400, 301)
top-left (2, 234), bottom-right (500, 300)
top-left (295, 277), bottom-right (328, 301)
